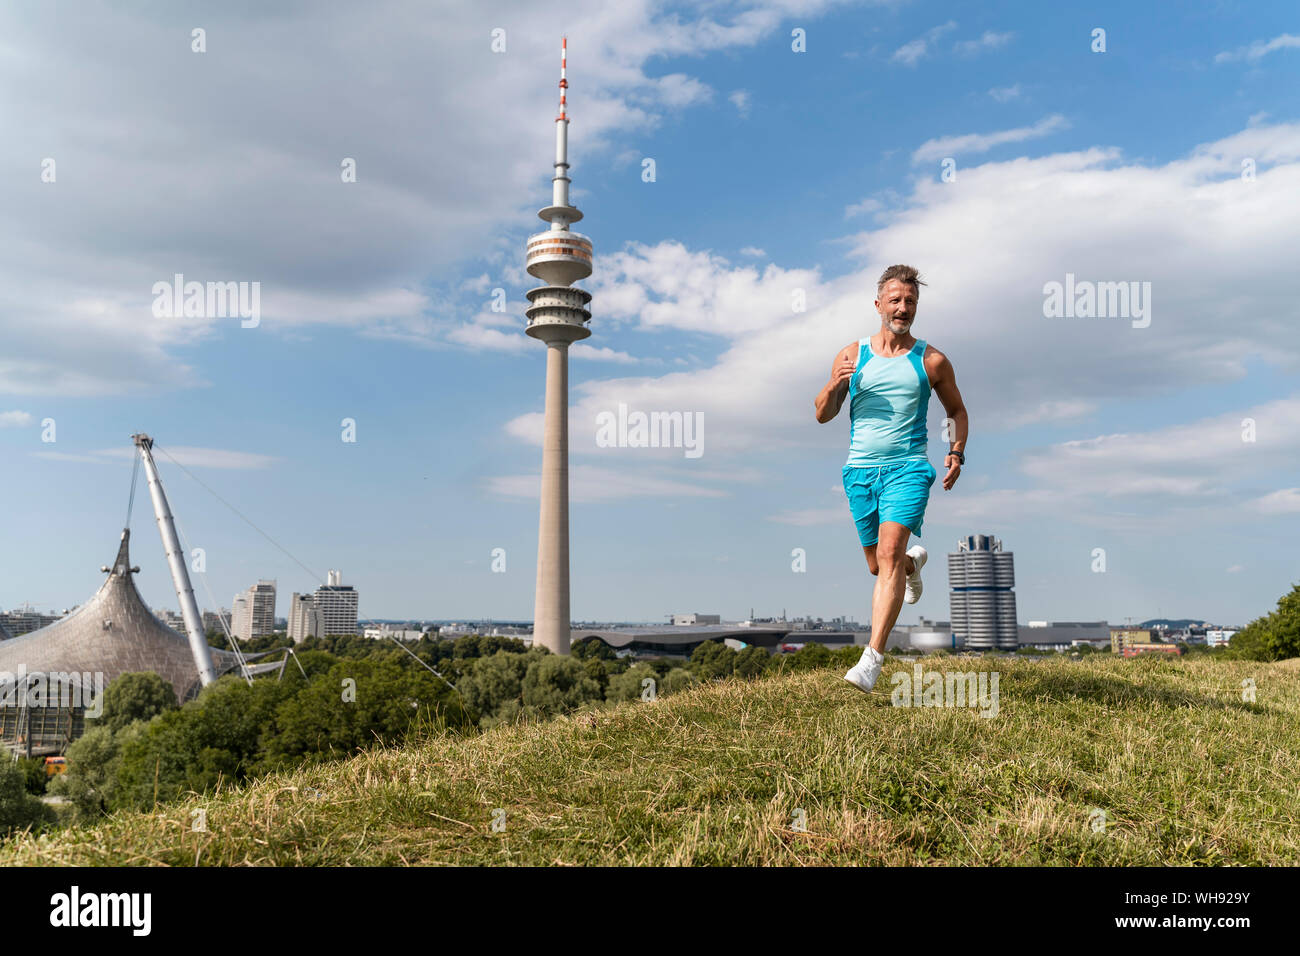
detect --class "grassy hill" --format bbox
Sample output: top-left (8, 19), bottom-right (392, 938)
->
top-left (3, 653), bottom-right (1298, 865)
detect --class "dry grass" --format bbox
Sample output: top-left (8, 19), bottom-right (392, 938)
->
top-left (3, 653), bottom-right (1296, 866)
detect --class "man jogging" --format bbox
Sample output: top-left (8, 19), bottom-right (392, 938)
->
top-left (814, 264), bottom-right (968, 693)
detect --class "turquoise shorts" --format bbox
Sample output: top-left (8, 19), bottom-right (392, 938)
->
top-left (842, 458), bottom-right (936, 547)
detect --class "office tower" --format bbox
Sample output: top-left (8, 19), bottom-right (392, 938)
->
top-left (948, 534), bottom-right (1018, 650)
top-left (313, 569), bottom-right (359, 637)
top-left (287, 592), bottom-right (324, 644)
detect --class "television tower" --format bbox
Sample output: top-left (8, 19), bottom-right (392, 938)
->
top-left (525, 37), bottom-right (592, 655)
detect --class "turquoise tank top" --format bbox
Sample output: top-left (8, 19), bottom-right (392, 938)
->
top-left (846, 336), bottom-right (931, 466)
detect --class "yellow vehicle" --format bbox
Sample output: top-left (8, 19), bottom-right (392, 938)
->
top-left (44, 756), bottom-right (67, 777)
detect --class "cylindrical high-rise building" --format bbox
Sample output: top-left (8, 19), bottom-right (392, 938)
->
top-left (948, 534), bottom-right (1019, 650)
top-left (526, 38), bottom-right (592, 655)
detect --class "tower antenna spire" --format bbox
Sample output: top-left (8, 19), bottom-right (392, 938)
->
top-left (558, 35), bottom-right (567, 122)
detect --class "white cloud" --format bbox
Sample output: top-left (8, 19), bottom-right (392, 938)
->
top-left (648, 73), bottom-right (713, 109)
top-left (1016, 398), bottom-right (1300, 498)
top-left (844, 197), bottom-right (884, 219)
top-left (0, 410), bottom-right (33, 427)
top-left (1004, 400), bottom-right (1096, 428)
top-left (1253, 488), bottom-right (1300, 514)
top-left (954, 31), bottom-right (1014, 55)
top-left (891, 20), bottom-right (958, 66)
top-left (729, 89), bottom-right (752, 117)
top-left (912, 114), bottom-right (1069, 164)
top-left (1214, 32), bottom-right (1300, 64)
top-left (739, 246), bottom-right (766, 257)
top-left (571, 344), bottom-right (638, 363)
top-left (460, 274), bottom-right (492, 295)
top-left (905, 397), bottom-right (1300, 532)
top-left (988, 84), bottom-right (1022, 103)
top-left (612, 148), bottom-right (641, 169)
top-left (589, 240), bottom-right (824, 336)
top-left (446, 324), bottom-right (532, 354)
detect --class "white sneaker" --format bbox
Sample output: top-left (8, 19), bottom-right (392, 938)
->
top-left (844, 646), bottom-right (884, 694)
top-left (904, 545), bottom-right (927, 604)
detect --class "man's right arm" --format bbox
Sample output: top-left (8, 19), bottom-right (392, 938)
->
top-left (815, 344), bottom-right (857, 423)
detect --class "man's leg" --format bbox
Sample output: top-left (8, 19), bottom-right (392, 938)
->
top-left (868, 522), bottom-right (912, 653)
top-left (862, 544), bottom-right (916, 580)
top-left (845, 525), bottom-right (914, 693)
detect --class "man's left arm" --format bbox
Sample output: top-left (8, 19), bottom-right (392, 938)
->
top-left (928, 348), bottom-right (967, 491)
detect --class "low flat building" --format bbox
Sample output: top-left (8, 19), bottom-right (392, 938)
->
top-left (1019, 620), bottom-right (1110, 651)
top-left (0, 609), bottom-right (63, 638)
top-left (362, 626), bottom-right (423, 641)
top-left (1122, 642), bottom-right (1184, 658)
top-left (672, 613), bottom-right (721, 626)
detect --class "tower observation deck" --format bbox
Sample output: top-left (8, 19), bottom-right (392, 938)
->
top-left (525, 36), bottom-right (592, 343)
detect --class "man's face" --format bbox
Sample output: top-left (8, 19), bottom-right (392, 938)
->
top-left (875, 279), bottom-right (918, 333)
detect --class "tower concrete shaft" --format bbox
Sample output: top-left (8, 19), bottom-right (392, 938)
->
top-left (532, 341), bottom-right (572, 654)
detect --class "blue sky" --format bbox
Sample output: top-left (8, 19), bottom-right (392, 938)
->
top-left (2, 0), bottom-right (1297, 629)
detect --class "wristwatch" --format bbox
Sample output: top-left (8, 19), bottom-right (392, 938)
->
top-left (947, 449), bottom-right (965, 465)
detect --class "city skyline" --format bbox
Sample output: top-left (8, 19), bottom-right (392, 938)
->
top-left (2, 2), bottom-right (1297, 629)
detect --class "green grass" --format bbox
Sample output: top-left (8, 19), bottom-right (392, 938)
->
top-left (3, 653), bottom-right (1297, 865)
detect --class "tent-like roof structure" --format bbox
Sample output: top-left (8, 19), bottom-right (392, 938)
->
top-left (0, 529), bottom-right (241, 702)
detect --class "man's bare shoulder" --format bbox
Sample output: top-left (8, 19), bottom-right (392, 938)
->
top-left (922, 344), bottom-right (953, 387)
top-left (922, 343), bottom-right (951, 371)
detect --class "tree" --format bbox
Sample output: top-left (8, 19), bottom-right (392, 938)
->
top-left (521, 655), bottom-right (603, 718)
top-left (453, 634), bottom-right (483, 659)
top-left (572, 637), bottom-right (617, 661)
top-left (0, 761), bottom-right (53, 838)
top-left (783, 642), bottom-right (833, 671)
top-left (458, 650), bottom-right (540, 726)
top-left (1230, 583), bottom-right (1300, 661)
top-left (257, 659), bottom-right (470, 772)
top-left (95, 671), bottom-right (179, 733)
top-left (50, 725), bottom-right (122, 820)
top-left (733, 646), bottom-right (771, 679)
top-left (15, 756), bottom-right (48, 796)
top-left (661, 667), bottom-right (697, 695)
top-left (605, 663), bottom-right (658, 703)
top-left (690, 641), bottom-right (736, 680)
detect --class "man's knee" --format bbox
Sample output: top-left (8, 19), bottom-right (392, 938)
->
top-left (877, 546), bottom-right (906, 572)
